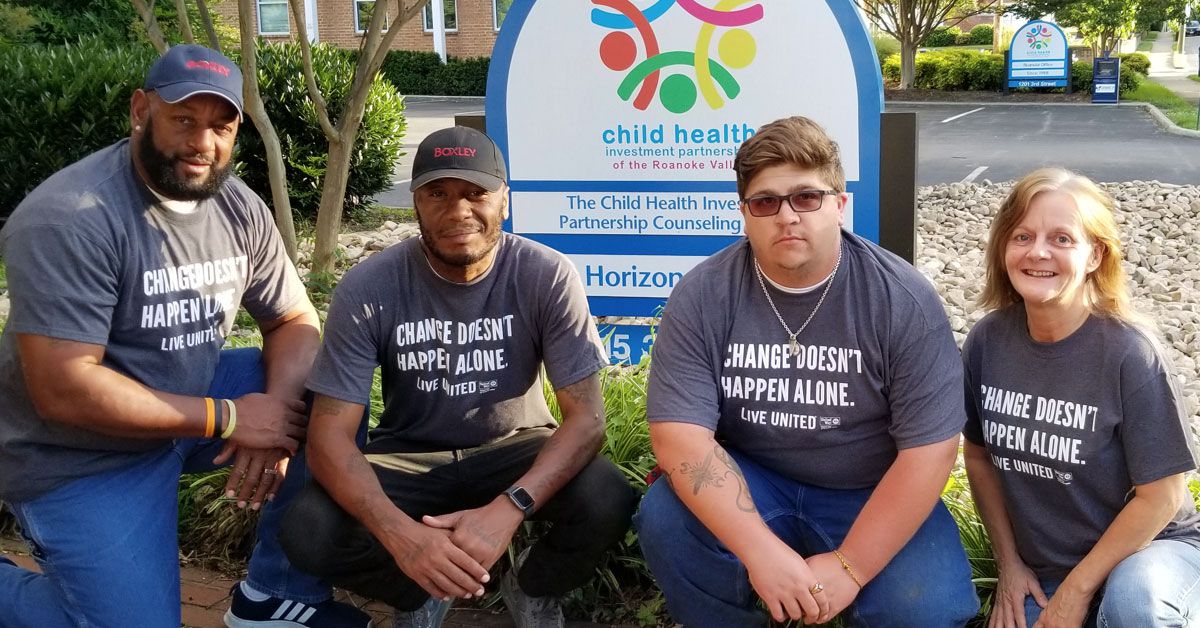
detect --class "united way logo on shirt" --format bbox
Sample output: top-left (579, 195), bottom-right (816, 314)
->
top-left (818, 416), bottom-right (841, 430)
top-left (592, 0), bottom-right (762, 113)
top-left (1054, 470), bottom-right (1074, 485)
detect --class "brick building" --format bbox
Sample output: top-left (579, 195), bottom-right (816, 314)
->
top-left (213, 0), bottom-right (507, 57)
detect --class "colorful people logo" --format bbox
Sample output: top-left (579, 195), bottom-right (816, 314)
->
top-left (1025, 24), bottom-right (1053, 50)
top-left (592, 0), bottom-right (763, 114)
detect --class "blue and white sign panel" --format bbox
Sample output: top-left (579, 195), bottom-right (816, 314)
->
top-left (1008, 20), bottom-right (1070, 88)
top-left (487, 0), bottom-right (884, 316)
top-left (598, 324), bottom-right (655, 365)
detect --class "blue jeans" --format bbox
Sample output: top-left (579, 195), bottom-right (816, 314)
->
top-left (0, 348), bottom-right (327, 628)
top-left (1024, 538), bottom-right (1200, 627)
top-left (634, 451), bottom-right (979, 628)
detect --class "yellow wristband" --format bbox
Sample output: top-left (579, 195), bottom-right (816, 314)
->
top-left (203, 397), bottom-right (215, 438)
top-left (834, 549), bottom-right (864, 588)
top-left (221, 399), bottom-right (238, 439)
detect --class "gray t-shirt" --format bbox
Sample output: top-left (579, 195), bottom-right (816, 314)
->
top-left (647, 231), bottom-right (966, 489)
top-left (963, 305), bottom-right (1200, 579)
top-left (0, 140), bottom-right (307, 502)
top-left (307, 233), bottom-right (607, 449)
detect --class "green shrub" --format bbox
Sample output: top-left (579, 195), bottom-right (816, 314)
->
top-left (0, 38), bottom-right (155, 218)
top-left (969, 24), bottom-right (995, 46)
top-left (236, 41), bottom-right (407, 222)
top-left (922, 26), bottom-right (961, 47)
top-left (380, 50), bottom-right (491, 96)
top-left (380, 50), bottom-right (443, 95)
top-left (955, 32), bottom-right (975, 46)
top-left (1117, 52), bottom-right (1150, 75)
top-left (873, 34), bottom-right (900, 65)
top-left (905, 50), bottom-right (1005, 91)
top-left (882, 53), bottom-right (901, 84)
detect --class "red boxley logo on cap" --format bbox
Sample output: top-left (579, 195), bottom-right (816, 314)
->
top-left (186, 59), bottom-right (231, 77)
top-left (433, 147), bottom-right (477, 158)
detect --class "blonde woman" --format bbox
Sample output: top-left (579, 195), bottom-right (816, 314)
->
top-left (962, 168), bottom-right (1200, 628)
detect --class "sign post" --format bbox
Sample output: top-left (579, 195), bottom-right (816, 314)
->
top-left (1092, 56), bottom-right (1120, 104)
top-left (1007, 20), bottom-right (1070, 90)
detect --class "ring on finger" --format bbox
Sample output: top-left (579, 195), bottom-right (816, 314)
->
top-left (809, 582), bottom-right (824, 595)
top-left (263, 469), bottom-right (278, 475)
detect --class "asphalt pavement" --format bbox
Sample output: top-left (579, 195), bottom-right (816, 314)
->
top-left (376, 81), bottom-right (1199, 210)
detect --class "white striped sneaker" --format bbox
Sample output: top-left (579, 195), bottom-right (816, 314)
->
top-left (391, 596), bottom-right (451, 628)
top-left (224, 582), bottom-right (373, 627)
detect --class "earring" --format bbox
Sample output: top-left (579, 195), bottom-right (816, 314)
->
top-left (134, 125), bottom-right (142, 131)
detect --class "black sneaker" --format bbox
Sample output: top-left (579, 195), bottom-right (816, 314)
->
top-left (224, 582), bottom-right (373, 627)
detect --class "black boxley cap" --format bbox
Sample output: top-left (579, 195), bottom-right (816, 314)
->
top-left (410, 126), bottom-right (508, 192)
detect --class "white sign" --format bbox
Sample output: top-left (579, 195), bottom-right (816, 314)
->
top-left (488, 1), bottom-right (883, 315)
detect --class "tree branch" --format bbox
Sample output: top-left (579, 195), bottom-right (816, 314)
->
top-left (131, 0), bottom-right (170, 54)
top-left (195, 0), bottom-right (222, 50)
top-left (174, 0), bottom-right (195, 43)
top-left (287, 0), bottom-right (337, 141)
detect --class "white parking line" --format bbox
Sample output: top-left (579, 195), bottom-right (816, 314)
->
top-left (961, 166), bottom-right (988, 183)
top-left (941, 107), bottom-right (984, 123)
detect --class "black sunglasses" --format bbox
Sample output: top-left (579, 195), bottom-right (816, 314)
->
top-left (740, 190), bottom-right (838, 217)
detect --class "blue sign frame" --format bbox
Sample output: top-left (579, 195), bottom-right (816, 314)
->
top-left (1007, 20), bottom-right (1070, 89)
top-left (486, 1), bottom-right (884, 317)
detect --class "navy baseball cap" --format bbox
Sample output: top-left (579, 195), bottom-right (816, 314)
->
top-left (144, 44), bottom-right (244, 116)
top-left (410, 126), bottom-right (508, 192)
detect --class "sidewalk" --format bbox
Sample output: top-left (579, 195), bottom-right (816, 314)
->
top-left (1, 537), bottom-right (623, 628)
top-left (1146, 29), bottom-right (1200, 107)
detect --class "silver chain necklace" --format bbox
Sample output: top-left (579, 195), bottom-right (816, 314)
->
top-left (753, 243), bottom-right (843, 356)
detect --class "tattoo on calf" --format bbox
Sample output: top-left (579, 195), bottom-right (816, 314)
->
top-left (677, 447), bottom-right (757, 513)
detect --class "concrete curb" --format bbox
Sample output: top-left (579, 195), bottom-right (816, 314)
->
top-left (404, 95), bottom-right (486, 104)
top-left (889, 100), bottom-right (1200, 138)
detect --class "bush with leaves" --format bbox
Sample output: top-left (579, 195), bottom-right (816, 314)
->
top-left (380, 50), bottom-right (491, 96)
top-left (0, 38), bottom-right (155, 218)
top-left (969, 24), bottom-right (995, 46)
top-left (884, 50), bottom-right (1005, 91)
top-left (235, 41), bottom-right (407, 222)
top-left (1116, 52), bottom-right (1150, 76)
top-left (922, 26), bottom-right (962, 47)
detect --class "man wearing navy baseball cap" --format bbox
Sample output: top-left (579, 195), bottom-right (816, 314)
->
top-left (0, 45), bottom-right (369, 627)
top-left (278, 126), bottom-right (637, 628)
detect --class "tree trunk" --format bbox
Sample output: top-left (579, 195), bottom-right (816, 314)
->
top-left (173, 0), bottom-right (195, 43)
top-left (131, 0), bottom-right (169, 54)
top-left (236, 0), bottom-right (299, 263)
top-left (900, 38), bottom-right (917, 89)
top-left (993, 9), bottom-right (1003, 52)
top-left (310, 138), bottom-right (354, 276)
top-left (195, 0), bottom-right (222, 51)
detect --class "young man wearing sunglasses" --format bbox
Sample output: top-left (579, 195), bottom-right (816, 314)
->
top-left (635, 116), bottom-right (979, 627)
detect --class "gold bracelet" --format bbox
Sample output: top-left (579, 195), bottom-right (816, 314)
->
top-left (833, 549), bottom-right (864, 588)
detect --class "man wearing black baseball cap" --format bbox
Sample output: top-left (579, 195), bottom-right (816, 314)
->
top-left (279, 126), bottom-right (637, 628)
top-left (0, 45), bottom-right (369, 628)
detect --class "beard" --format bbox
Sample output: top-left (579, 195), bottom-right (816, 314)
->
top-left (136, 118), bottom-right (233, 201)
top-left (416, 208), bottom-right (503, 269)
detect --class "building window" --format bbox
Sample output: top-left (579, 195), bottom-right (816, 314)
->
top-left (257, 0), bottom-right (289, 35)
top-left (354, 0), bottom-right (390, 33)
top-left (422, 0), bottom-right (458, 32)
top-left (494, 0), bottom-right (512, 30)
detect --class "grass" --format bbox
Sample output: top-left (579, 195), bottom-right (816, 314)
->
top-left (1189, 75), bottom-right (1200, 83)
top-left (1125, 80), bottom-right (1200, 130)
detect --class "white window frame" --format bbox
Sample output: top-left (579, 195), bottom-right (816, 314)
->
top-left (354, 0), bottom-right (390, 34)
top-left (422, 0), bottom-right (459, 33)
top-left (257, 0), bottom-right (290, 35)
top-left (493, 0), bottom-right (512, 31)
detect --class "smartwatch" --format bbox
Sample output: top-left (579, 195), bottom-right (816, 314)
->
top-left (504, 486), bottom-right (536, 518)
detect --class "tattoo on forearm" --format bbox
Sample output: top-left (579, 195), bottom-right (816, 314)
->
top-left (713, 447), bottom-right (757, 513)
top-left (676, 446), bottom-right (757, 513)
top-left (312, 395), bottom-right (353, 421)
